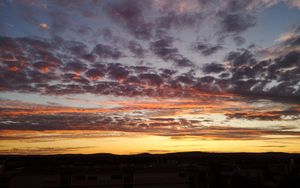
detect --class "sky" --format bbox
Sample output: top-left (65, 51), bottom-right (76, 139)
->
top-left (0, 0), bottom-right (300, 155)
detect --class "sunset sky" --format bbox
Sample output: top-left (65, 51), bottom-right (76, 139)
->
top-left (0, 0), bottom-right (300, 155)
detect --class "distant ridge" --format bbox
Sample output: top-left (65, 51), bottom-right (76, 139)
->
top-left (1, 151), bottom-right (300, 158)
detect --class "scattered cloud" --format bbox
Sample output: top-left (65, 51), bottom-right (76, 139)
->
top-left (149, 37), bottom-right (194, 67)
top-left (192, 42), bottom-right (223, 56)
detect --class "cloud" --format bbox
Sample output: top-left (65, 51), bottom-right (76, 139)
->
top-left (0, 146), bottom-right (94, 155)
top-left (3, 0), bottom-right (292, 44)
top-left (176, 73), bottom-right (196, 85)
top-left (107, 63), bottom-right (130, 80)
top-left (92, 44), bottom-right (123, 59)
top-left (63, 40), bottom-right (89, 56)
top-left (202, 62), bottom-right (226, 73)
top-left (226, 108), bottom-right (300, 121)
top-left (138, 73), bottom-right (164, 86)
top-left (285, 0), bottom-right (300, 9)
top-left (152, 0), bottom-right (203, 14)
top-left (128, 40), bottom-right (147, 58)
top-left (233, 35), bottom-right (246, 46)
top-left (102, 0), bottom-right (264, 42)
top-left (63, 61), bottom-right (87, 73)
top-left (33, 61), bottom-right (59, 73)
top-left (63, 73), bottom-right (89, 84)
top-left (149, 37), bottom-right (194, 67)
top-left (85, 68), bottom-right (105, 81)
top-left (1, 29), bottom-right (300, 100)
top-left (1, 96), bottom-right (300, 141)
top-left (106, 0), bottom-right (153, 40)
top-left (192, 42), bottom-right (223, 56)
top-left (225, 49), bottom-right (256, 66)
top-left (199, 46), bottom-right (300, 99)
top-left (218, 13), bottom-right (256, 38)
top-left (277, 28), bottom-right (300, 48)
top-left (155, 11), bottom-right (203, 30)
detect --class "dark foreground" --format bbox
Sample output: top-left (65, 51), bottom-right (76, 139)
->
top-left (0, 152), bottom-right (300, 188)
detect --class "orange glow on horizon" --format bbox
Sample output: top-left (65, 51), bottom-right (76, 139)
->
top-left (1, 93), bottom-right (300, 155)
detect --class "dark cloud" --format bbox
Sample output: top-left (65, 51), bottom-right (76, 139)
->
top-left (220, 13), bottom-right (256, 34)
top-left (226, 108), bottom-right (300, 121)
top-left (131, 66), bottom-right (152, 73)
top-left (0, 36), bottom-right (22, 55)
top-left (63, 61), bottom-right (87, 73)
top-left (0, 70), bottom-right (29, 91)
top-left (128, 40), bottom-right (146, 58)
top-left (199, 48), bottom-right (300, 99)
top-left (156, 11), bottom-right (203, 30)
top-left (176, 74), bottom-right (195, 85)
top-left (64, 40), bottom-right (89, 56)
top-left (192, 42), bottom-right (223, 56)
top-left (138, 73), bottom-right (164, 86)
top-left (85, 68), bottom-right (105, 81)
top-left (150, 37), bottom-right (194, 67)
top-left (63, 73), bottom-right (89, 84)
top-left (106, 0), bottom-right (153, 40)
top-left (0, 55), bottom-right (28, 72)
top-left (274, 51), bottom-right (300, 69)
top-left (1, 34), bottom-right (299, 100)
top-left (225, 49), bottom-right (256, 66)
top-left (124, 76), bottom-right (140, 85)
top-left (193, 76), bottom-right (222, 93)
top-left (160, 68), bottom-right (177, 78)
top-left (150, 37), bottom-right (178, 59)
top-left (1, 35), bottom-right (180, 97)
top-left (92, 43), bottom-right (123, 59)
top-left (33, 61), bottom-right (59, 72)
top-left (213, 0), bottom-right (259, 43)
top-left (29, 70), bottom-right (58, 84)
top-left (107, 63), bottom-right (130, 80)
top-left (202, 62), bottom-right (226, 73)
top-left (172, 56), bottom-right (194, 67)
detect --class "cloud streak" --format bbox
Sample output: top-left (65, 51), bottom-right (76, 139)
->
top-left (1, 96), bottom-right (299, 141)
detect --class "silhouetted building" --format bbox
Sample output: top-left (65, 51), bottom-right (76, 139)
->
top-left (1, 153), bottom-right (300, 188)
